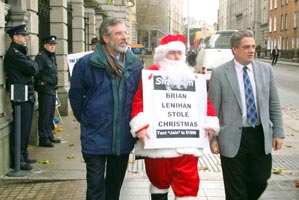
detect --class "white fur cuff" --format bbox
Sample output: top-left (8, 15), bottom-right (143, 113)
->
top-left (202, 116), bottom-right (220, 135)
top-left (130, 112), bottom-right (149, 137)
top-left (150, 184), bottom-right (169, 194)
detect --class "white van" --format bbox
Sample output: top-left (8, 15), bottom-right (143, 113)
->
top-left (194, 30), bottom-right (237, 82)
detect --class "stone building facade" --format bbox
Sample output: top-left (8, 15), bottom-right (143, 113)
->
top-left (0, 0), bottom-right (136, 176)
top-left (136, 0), bottom-right (184, 50)
top-left (218, 0), bottom-right (228, 30)
top-left (220, 0), bottom-right (269, 50)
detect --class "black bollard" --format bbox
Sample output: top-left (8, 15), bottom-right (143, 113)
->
top-left (6, 84), bottom-right (28, 177)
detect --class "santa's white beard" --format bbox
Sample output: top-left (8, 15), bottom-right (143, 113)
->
top-left (159, 59), bottom-right (195, 90)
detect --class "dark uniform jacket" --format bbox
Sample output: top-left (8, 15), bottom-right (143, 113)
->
top-left (34, 48), bottom-right (58, 96)
top-left (4, 42), bottom-right (39, 101)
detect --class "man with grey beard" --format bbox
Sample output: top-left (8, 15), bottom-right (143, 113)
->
top-left (69, 17), bottom-right (143, 200)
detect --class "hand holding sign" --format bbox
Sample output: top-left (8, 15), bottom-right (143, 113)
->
top-left (136, 129), bottom-right (151, 147)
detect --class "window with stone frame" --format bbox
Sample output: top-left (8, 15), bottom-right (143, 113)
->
top-left (274, 15), bottom-right (277, 31)
top-left (269, 17), bottom-right (272, 32)
top-left (294, 11), bottom-right (298, 29)
top-left (270, 0), bottom-right (273, 10)
top-left (285, 14), bottom-right (288, 30)
top-left (281, 15), bottom-right (284, 30)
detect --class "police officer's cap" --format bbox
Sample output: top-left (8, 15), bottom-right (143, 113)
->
top-left (90, 37), bottom-right (98, 45)
top-left (42, 35), bottom-right (57, 44)
top-left (6, 24), bottom-right (29, 37)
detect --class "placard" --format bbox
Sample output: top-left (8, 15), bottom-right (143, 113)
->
top-left (142, 70), bottom-right (208, 149)
top-left (67, 51), bottom-right (92, 77)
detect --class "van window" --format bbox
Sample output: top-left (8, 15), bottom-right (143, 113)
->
top-left (204, 32), bottom-right (233, 49)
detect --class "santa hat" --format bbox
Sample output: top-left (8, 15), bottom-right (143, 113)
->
top-left (154, 34), bottom-right (186, 64)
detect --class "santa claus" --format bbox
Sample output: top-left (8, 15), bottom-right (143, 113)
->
top-left (130, 34), bottom-right (219, 200)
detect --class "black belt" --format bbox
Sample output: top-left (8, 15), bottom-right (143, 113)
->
top-left (242, 124), bottom-right (262, 131)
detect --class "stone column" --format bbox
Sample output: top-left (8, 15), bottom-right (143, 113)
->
top-left (72, 0), bottom-right (85, 53)
top-left (0, 0), bottom-right (11, 176)
top-left (95, 13), bottom-right (104, 37)
top-left (25, 0), bottom-right (39, 57)
top-left (5, 0), bottom-right (29, 29)
top-left (0, 2), bottom-right (8, 121)
top-left (85, 8), bottom-right (96, 51)
top-left (26, 0), bottom-right (39, 146)
top-left (50, 0), bottom-right (69, 116)
top-left (1, 0), bottom-right (32, 175)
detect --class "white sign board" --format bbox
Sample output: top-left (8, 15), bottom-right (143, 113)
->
top-left (142, 70), bottom-right (208, 149)
top-left (67, 51), bottom-right (93, 77)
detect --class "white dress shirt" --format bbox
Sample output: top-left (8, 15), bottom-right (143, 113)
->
top-left (234, 60), bottom-right (260, 127)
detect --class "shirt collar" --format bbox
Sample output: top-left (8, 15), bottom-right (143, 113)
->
top-left (234, 59), bottom-right (253, 72)
top-left (114, 54), bottom-right (120, 60)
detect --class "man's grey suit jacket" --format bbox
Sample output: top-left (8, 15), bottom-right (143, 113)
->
top-left (208, 59), bottom-right (284, 158)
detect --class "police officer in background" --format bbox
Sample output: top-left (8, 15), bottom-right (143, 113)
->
top-left (4, 24), bottom-right (39, 170)
top-left (35, 35), bottom-right (60, 147)
top-left (90, 37), bottom-right (98, 51)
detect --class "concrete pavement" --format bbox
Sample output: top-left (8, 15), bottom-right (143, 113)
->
top-left (0, 104), bottom-right (298, 199)
top-left (1, 59), bottom-right (299, 199)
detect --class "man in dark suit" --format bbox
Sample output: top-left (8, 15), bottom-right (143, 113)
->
top-left (271, 46), bottom-right (279, 66)
top-left (208, 30), bottom-right (284, 200)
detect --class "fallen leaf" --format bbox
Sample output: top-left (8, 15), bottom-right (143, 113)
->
top-left (68, 144), bottom-right (75, 147)
top-left (273, 168), bottom-right (283, 174)
top-left (215, 161), bottom-right (221, 166)
top-left (282, 169), bottom-right (292, 175)
top-left (67, 154), bottom-right (75, 159)
top-left (56, 126), bottom-right (63, 132)
top-left (38, 159), bottom-right (50, 164)
top-left (285, 145), bottom-right (292, 148)
top-left (296, 181), bottom-right (299, 188)
top-left (198, 166), bottom-right (208, 171)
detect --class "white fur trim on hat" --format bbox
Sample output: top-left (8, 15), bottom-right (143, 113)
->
top-left (154, 41), bottom-right (186, 64)
top-left (202, 116), bottom-right (220, 135)
top-left (130, 112), bottom-right (149, 137)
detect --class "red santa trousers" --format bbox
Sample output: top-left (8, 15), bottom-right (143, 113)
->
top-left (144, 155), bottom-right (199, 197)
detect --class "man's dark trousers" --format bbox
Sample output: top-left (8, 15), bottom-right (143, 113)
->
top-left (83, 154), bottom-right (130, 200)
top-left (10, 101), bottom-right (34, 165)
top-left (38, 93), bottom-right (56, 143)
top-left (220, 125), bottom-right (272, 200)
top-left (271, 55), bottom-right (278, 66)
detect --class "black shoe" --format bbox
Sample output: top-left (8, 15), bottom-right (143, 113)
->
top-left (151, 193), bottom-right (168, 200)
top-left (50, 138), bottom-right (61, 143)
top-left (11, 162), bottom-right (33, 171)
top-left (39, 141), bottom-right (54, 147)
top-left (25, 157), bottom-right (37, 164)
top-left (20, 162), bottom-right (33, 170)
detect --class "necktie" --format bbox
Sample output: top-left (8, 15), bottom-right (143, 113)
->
top-left (243, 66), bottom-right (258, 127)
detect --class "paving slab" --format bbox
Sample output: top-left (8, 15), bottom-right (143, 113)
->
top-left (1, 92), bottom-right (299, 199)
